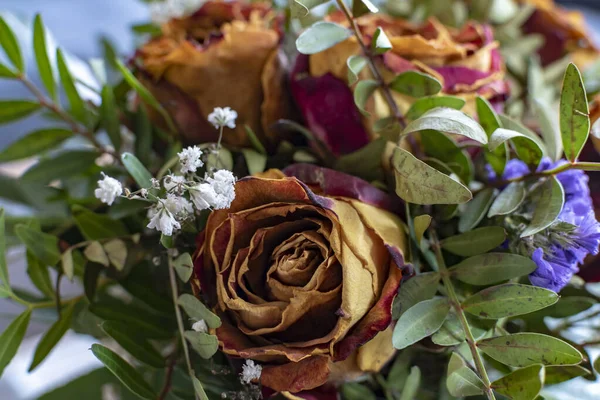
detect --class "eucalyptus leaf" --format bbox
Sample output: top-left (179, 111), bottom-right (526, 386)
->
top-left (91, 344), bottom-right (157, 400)
top-left (477, 96), bottom-right (508, 175)
top-left (539, 296), bottom-right (597, 318)
top-left (372, 27), bottom-right (392, 54)
top-left (406, 96), bottom-right (466, 121)
top-left (184, 331), bottom-right (218, 359)
top-left (61, 248), bottom-right (74, 280)
top-left (173, 253), bottom-right (194, 283)
top-left (462, 284), bottom-right (559, 319)
top-left (432, 312), bottom-right (465, 346)
top-left (560, 63), bottom-right (590, 162)
top-left (29, 302), bottom-right (76, 371)
top-left (101, 321), bottom-right (165, 368)
top-left (104, 239), bottom-right (127, 271)
top-left (392, 298), bottom-right (450, 350)
top-left (391, 71), bottom-right (442, 98)
top-left (290, 0), bottom-right (329, 18)
top-left (73, 205), bottom-right (128, 240)
top-left (499, 114), bottom-right (547, 161)
top-left (402, 107), bottom-right (487, 144)
top-left (413, 215), bottom-right (432, 244)
top-left (521, 176), bottom-right (564, 237)
top-left (0, 16), bottom-right (24, 72)
top-left (15, 224), bottom-right (60, 266)
top-left (392, 272), bottom-right (440, 319)
top-left (242, 149), bottom-right (267, 175)
top-left (33, 14), bottom-right (57, 100)
top-left (354, 79), bottom-right (379, 115)
top-left (177, 294), bottom-right (221, 329)
top-left (296, 21), bottom-right (351, 55)
top-left (0, 128), bottom-right (73, 162)
top-left (446, 353), bottom-right (485, 397)
top-left (0, 100), bottom-right (41, 124)
top-left (84, 242), bottom-right (109, 267)
top-left (491, 364), bottom-right (544, 400)
top-left (347, 55), bottom-right (367, 85)
top-left (533, 99), bottom-right (562, 162)
top-left (22, 150), bottom-right (99, 182)
top-left (441, 226), bottom-right (506, 257)
top-left (0, 309), bottom-right (31, 378)
top-left (478, 333), bottom-right (583, 367)
top-left (489, 128), bottom-right (543, 167)
top-left (352, 0), bottom-right (378, 17)
top-left (393, 146), bottom-right (472, 205)
top-left (458, 188), bottom-right (494, 232)
top-left (449, 253), bottom-right (538, 285)
top-left (121, 152), bottom-right (153, 189)
top-left (488, 181), bottom-right (527, 217)
top-left (545, 365), bottom-right (590, 384)
top-left (56, 48), bottom-right (85, 122)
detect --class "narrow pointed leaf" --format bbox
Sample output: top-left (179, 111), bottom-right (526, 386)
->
top-left (26, 251), bottom-right (54, 299)
top-left (22, 150), bottom-right (99, 182)
top-left (458, 188), bottom-right (494, 232)
top-left (560, 63), bottom-right (590, 162)
top-left (33, 15), bottom-right (57, 100)
top-left (521, 176), bottom-right (564, 237)
top-left (0, 128), bottom-right (73, 162)
top-left (391, 71), bottom-right (442, 98)
top-left (545, 365), bottom-right (590, 384)
top-left (0, 16), bottom-right (24, 72)
top-left (491, 365), bottom-right (544, 400)
top-left (0, 63), bottom-right (17, 78)
top-left (0, 209), bottom-right (9, 287)
top-left (29, 302), bottom-right (76, 371)
top-left (101, 321), bottom-right (165, 368)
top-left (441, 226), bottom-right (506, 257)
top-left (56, 48), bottom-right (85, 121)
top-left (0, 100), bottom-right (41, 124)
top-left (0, 309), bottom-right (31, 378)
top-left (91, 344), bottom-right (157, 400)
top-left (15, 224), bottom-right (60, 266)
top-left (101, 85), bottom-right (122, 150)
top-left (392, 272), bottom-right (440, 319)
top-left (178, 294), bottom-right (221, 329)
top-left (399, 366), bottom-right (421, 400)
top-left (449, 253), bottom-right (538, 285)
top-left (121, 152), bottom-right (153, 189)
top-left (478, 333), bottom-right (583, 367)
top-left (192, 377), bottom-right (210, 400)
top-left (393, 146), bottom-right (472, 205)
top-left (488, 181), bottom-right (527, 217)
top-left (392, 298), bottom-right (450, 350)
top-left (406, 96), bottom-right (466, 120)
top-left (73, 205), bottom-right (128, 241)
top-left (89, 304), bottom-right (173, 339)
top-left (296, 21), bottom-right (351, 54)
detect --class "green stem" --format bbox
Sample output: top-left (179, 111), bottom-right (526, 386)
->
top-left (498, 161), bottom-right (600, 187)
top-left (432, 233), bottom-right (496, 400)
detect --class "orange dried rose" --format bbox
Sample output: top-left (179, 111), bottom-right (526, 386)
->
top-left (193, 168), bottom-right (409, 394)
top-left (135, 1), bottom-right (290, 148)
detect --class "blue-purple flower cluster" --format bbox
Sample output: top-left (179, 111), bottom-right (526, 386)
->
top-left (490, 159), bottom-right (600, 292)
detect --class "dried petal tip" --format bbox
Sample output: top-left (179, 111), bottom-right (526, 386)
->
top-left (94, 174), bottom-right (123, 206)
top-left (240, 360), bottom-right (262, 384)
top-left (208, 107), bottom-right (238, 130)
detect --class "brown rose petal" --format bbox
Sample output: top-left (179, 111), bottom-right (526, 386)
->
top-left (260, 356), bottom-right (331, 393)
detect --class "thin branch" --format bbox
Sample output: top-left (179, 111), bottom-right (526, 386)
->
top-left (158, 351), bottom-right (178, 400)
top-left (493, 161), bottom-right (600, 188)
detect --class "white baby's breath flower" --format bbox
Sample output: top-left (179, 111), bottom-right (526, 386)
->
top-left (165, 193), bottom-right (193, 219)
top-left (178, 146), bottom-right (204, 174)
top-left (164, 175), bottom-right (186, 192)
top-left (208, 169), bottom-right (236, 209)
top-left (207, 107), bottom-right (238, 129)
top-left (189, 183), bottom-right (217, 211)
top-left (240, 360), bottom-right (262, 384)
top-left (147, 205), bottom-right (181, 236)
top-left (94, 174), bottom-right (123, 205)
top-left (191, 320), bottom-right (208, 333)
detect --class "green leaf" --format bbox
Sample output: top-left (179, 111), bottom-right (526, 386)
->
top-left (488, 181), bottom-right (527, 217)
top-left (29, 302), bottom-right (76, 371)
top-left (104, 239), bottom-right (127, 271)
top-left (432, 313), bottom-right (465, 346)
top-left (100, 85), bottom-right (122, 150)
top-left (446, 353), bottom-right (485, 397)
top-left (33, 14), bottom-right (57, 100)
top-left (290, 0), bottom-right (329, 18)
top-left (101, 321), bottom-right (164, 368)
top-left (73, 205), bottom-right (128, 241)
top-left (392, 272), bottom-right (440, 319)
top-left (0, 63), bottom-right (17, 78)
top-left (489, 128), bottom-right (543, 167)
top-left (462, 284), bottom-right (559, 319)
top-left (56, 48), bottom-right (85, 121)
top-left (391, 71), bottom-right (442, 98)
top-left (478, 333), bottom-right (583, 367)
top-left (296, 21), bottom-right (351, 55)
top-left (521, 176), bottom-right (564, 237)
top-left (533, 99), bottom-right (562, 162)
top-left (413, 215), bottom-right (432, 244)
top-left (192, 377), bottom-right (210, 400)
top-left (184, 331), bottom-right (218, 359)
top-left (372, 27), bottom-right (392, 54)
top-left (84, 242), bottom-right (109, 267)
top-left (242, 149), bottom-right (267, 175)
top-left (15, 224), bottom-right (60, 266)
top-left (0, 287), bottom-right (10, 298)
top-left (545, 365), bottom-right (590, 384)
top-left (0, 209), bottom-right (9, 287)
top-left (594, 356), bottom-right (600, 374)
top-left (89, 303), bottom-right (173, 339)
top-left (177, 294), bottom-right (221, 329)
top-left (476, 96), bottom-right (502, 136)
top-left (134, 106), bottom-right (152, 165)
top-left (441, 226), bottom-right (506, 257)
top-left (540, 296), bottom-right (597, 318)
top-left (244, 125), bottom-right (266, 155)
top-left (26, 251), bottom-right (55, 299)
top-left (61, 248), bottom-right (74, 281)
top-left (354, 79), bottom-right (379, 115)
top-left (0, 100), bottom-right (41, 124)
top-left (91, 344), bottom-right (156, 400)
top-left (173, 253), bottom-right (194, 282)
top-left (458, 188), bottom-right (494, 233)
top-left (334, 138), bottom-right (386, 182)
top-left (399, 366), bottom-right (421, 400)
top-left (421, 129), bottom-right (473, 183)
top-left (392, 297), bottom-right (450, 350)
top-left (22, 150), bottom-right (99, 182)
top-left (0, 309), bottom-right (31, 378)
top-left (0, 128), bottom-right (73, 162)
top-left (450, 253), bottom-right (538, 285)
top-left (341, 382), bottom-right (376, 400)
top-left (491, 364), bottom-right (544, 400)
top-left (347, 55), bottom-right (367, 85)
top-left (121, 152), bottom-right (153, 189)
top-left (499, 114), bottom-right (547, 161)
top-left (352, 0), bottom-right (378, 17)
top-left (560, 63), bottom-right (590, 162)
top-left (393, 146), bottom-right (472, 205)
top-left (0, 16), bottom-right (24, 72)
top-left (402, 107), bottom-right (487, 144)
top-left (406, 96), bottom-right (466, 121)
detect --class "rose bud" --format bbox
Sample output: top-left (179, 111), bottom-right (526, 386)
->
top-left (520, 0), bottom-right (599, 66)
top-left (291, 15), bottom-right (508, 155)
top-left (193, 167), bottom-right (410, 395)
top-left (135, 1), bottom-right (290, 149)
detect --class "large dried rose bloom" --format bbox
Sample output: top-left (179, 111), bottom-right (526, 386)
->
top-left (135, 1), bottom-right (290, 148)
top-left (291, 15), bottom-right (509, 155)
top-left (193, 168), bottom-right (409, 395)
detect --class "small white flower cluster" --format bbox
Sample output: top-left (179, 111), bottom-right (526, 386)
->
top-left (208, 107), bottom-right (238, 130)
top-left (149, 0), bottom-right (205, 24)
top-left (94, 173), bottom-right (123, 206)
top-left (191, 319), bottom-right (208, 333)
top-left (240, 360), bottom-right (262, 384)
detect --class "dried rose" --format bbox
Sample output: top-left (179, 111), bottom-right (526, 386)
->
top-left (291, 15), bottom-right (508, 155)
top-left (135, 1), bottom-right (290, 148)
top-left (193, 168), bottom-right (410, 395)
